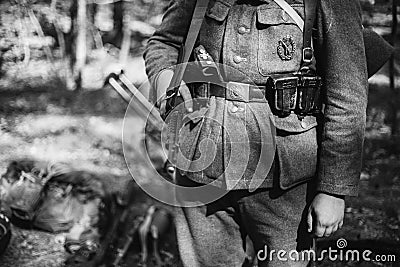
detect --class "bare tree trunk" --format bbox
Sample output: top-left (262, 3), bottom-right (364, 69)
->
top-left (16, 4), bottom-right (30, 65)
top-left (390, 0), bottom-right (399, 135)
top-left (50, 0), bottom-right (66, 58)
top-left (56, 26), bottom-right (66, 58)
top-left (87, 3), bottom-right (102, 49)
top-left (0, 52), bottom-right (2, 77)
top-left (101, 1), bottom-right (123, 48)
top-left (67, 0), bottom-right (87, 90)
top-left (74, 0), bottom-right (87, 90)
top-left (113, 1), bottom-right (123, 33)
top-left (20, 18), bottom-right (31, 65)
top-left (119, 14), bottom-right (131, 65)
top-left (28, 9), bottom-right (54, 62)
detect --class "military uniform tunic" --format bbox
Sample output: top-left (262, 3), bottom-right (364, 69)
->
top-left (144, 0), bottom-right (368, 195)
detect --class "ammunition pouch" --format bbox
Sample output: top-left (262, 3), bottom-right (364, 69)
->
top-left (187, 73), bottom-right (322, 117)
top-left (267, 73), bottom-right (322, 117)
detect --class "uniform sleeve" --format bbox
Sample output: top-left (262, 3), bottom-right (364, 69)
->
top-left (143, 0), bottom-right (196, 83)
top-left (315, 0), bottom-right (368, 196)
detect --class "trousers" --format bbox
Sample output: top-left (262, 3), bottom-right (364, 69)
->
top-left (174, 173), bottom-right (314, 267)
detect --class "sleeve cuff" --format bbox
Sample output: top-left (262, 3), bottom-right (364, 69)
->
top-left (316, 182), bottom-right (359, 197)
top-left (149, 68), bottom-right (175, 104)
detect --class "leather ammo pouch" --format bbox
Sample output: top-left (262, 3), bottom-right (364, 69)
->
top-left (297, 74), bottom-right (322, 115)
top-left (265, 0), bottom-right (322, 117)
top-left (267, 73), bottom-right (322, 116)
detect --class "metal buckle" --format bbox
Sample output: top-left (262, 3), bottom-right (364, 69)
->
top-left (226, 82), bottom-right (250, 102)
top-left (302, 47), bottom-right (313, 63)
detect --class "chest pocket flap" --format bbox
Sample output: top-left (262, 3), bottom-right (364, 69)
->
top-left (255, 4), bottom-right (304, 76)
top-left (257, 4), bottom-right (304, 26)
top-left (206, 0), bottom-right (232, 22)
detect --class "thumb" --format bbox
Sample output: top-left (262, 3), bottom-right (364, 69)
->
top-left (307, 208), bottom-right (313, 233)
top-left (156, 69), bottom-right (174, 103)
top-left (159, 97), bottom-right (167, 118)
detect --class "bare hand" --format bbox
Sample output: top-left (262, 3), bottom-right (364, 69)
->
top-left (307, 193), bottom-right (345, 237)
top-left (155, 69), bottom-right (193, 117)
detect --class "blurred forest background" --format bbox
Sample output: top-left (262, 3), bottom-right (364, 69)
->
top-left (0, 0), bottom-right (399, 266)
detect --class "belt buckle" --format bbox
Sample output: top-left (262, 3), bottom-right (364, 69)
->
top-left (226, 82), bottom-right (250, 102)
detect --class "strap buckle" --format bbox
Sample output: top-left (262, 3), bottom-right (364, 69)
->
top-left (302, 47), bottom-right (313, 63)
top-left (226, 82), bottom-right (250, 102)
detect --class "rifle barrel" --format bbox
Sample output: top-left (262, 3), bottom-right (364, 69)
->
top-left (108, 75), bottom-right (164, 132)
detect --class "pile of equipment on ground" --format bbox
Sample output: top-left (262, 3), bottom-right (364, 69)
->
top-left (0, 159), bottom-right (174, 266)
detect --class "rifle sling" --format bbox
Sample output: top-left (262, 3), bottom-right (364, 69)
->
top-left (168, 0), bottom-right (211, 90)
top-left (272, 0), bottom-right (317, 71)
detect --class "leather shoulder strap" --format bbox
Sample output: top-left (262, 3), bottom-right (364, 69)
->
top-left (302, 0), bottom-right (317, 66)
top-left (168, 0), bottom-right (211, 89)
top-left (271, 0), bottom-right (318, 71)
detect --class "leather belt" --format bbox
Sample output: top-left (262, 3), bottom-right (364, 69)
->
top-left (207, 82), bottom-right (268, 103)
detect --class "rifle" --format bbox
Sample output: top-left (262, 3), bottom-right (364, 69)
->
top-left (105, 68), bottom-right (184, 169)
top-left (105, 71), bottom-right (164, 132)
top-left (105, 71), bottom-right (176, 179)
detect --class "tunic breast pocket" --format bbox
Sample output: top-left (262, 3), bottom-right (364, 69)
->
top-left (256, 5), bottom-right (304, 76)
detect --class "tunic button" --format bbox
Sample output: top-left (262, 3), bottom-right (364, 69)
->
top-left (238, 26), bottom-right (248, 34)
top-left (233, 55), bottom-right (245, 64)
top-left (230, 105), bottom-right (239, 113)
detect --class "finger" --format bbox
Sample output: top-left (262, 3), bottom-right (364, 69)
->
top-left (314, 224), bottom-right (325, 238)
top-left (157, 90), bottom-right (165, 106)
top-left (179, 82), bottom-right (193, 112)
top-left (323, 226), bottom-right (334, 237)
top-left (331, 223), bottom-right (339, 235)
top-left (307, 209), bottom-right (313, 233)
top-left (338, 220), bottom-right (344, 229)
top-left (160, 99), bottom-right (166, 117)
